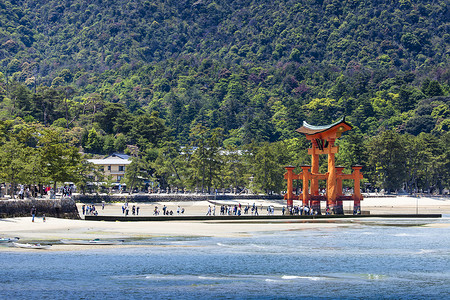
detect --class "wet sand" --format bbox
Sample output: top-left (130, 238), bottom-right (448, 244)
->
top-left (76, 195), bottom-right (450, 217)
top-left (0, 196), bottom-right (449, 251)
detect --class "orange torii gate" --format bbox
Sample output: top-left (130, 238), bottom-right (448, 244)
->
top-left (284, 117), bottom-right (363, 214)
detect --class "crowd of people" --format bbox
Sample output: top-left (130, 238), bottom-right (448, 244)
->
top-left (81, 204), bottom-right (98, 216)
top-left (79, 202), bottom-right (359, 218)
top-left (61, 185), bottom-right (73, 197)
top-left (0, 184), bottom-right (76, 199)
top-left (286, 205), bottom-right (318, 216)
top-left (207, 203), bottom-right (322, 216)
top-left (121, 202), bottom-right (140, 216)
top-left (206, 203), bottom-right (270, 216)
top-left (151, 204), bottom-right (185, 215)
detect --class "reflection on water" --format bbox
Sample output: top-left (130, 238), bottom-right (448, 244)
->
top-left (1, 217), bottom-right (449, 299)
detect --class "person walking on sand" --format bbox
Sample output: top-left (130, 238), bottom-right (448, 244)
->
top-left (206, 205), bottom-right (211, 216)
top-left (31, 206), bottom-right (36, 222)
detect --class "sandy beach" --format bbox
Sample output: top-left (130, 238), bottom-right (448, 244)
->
top-left (1, 195), bottom-right (449, 251)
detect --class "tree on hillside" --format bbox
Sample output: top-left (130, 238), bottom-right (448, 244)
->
top-left (129, 111), bottom-right (167, 149)
top-left (83, 128), bottom-right (103, 153)
top-left (302, 98), bottom-right (340, 125)
top-left (94, 102), bottom-right (130, 134)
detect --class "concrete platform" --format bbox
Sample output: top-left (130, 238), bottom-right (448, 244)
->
top-left (85, 214), bottom-right (442, 222)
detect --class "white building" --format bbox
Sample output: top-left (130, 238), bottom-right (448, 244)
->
top-left (87, 153), bottom-right (132, 182)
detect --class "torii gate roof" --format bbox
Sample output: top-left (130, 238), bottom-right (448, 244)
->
top-left (296, 117), bottom-right (352, 137)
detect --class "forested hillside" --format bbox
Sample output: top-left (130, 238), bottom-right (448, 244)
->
top-left (0, 0), bottom-right (448, 194)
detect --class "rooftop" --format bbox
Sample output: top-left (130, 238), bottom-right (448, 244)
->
top-left (87, 158), bottom-right (132, 165)
top-left (296, 117), bottom-right (352, 136)
top-left (110, 153), bottom-right (130, 160)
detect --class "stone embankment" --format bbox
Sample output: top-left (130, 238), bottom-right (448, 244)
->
top-left (0, 198), bottom-right (80, 219)
top-left (73, 193), bottom-right (396, 204)
top-left (73, 193), bottom-right (283, 203)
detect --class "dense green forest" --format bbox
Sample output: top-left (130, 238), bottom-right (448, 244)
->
top-left (0, 0), bottom-right (448, 194)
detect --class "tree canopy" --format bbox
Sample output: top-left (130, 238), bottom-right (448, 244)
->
top-left (0, 0), bottom-right (448, 194)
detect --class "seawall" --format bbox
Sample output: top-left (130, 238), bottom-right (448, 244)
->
top-left (0, 198), bottom-right (80, 219)
top-left (73, 193), bottom-right (392, 204)
top-left (85, 213), bottom-right (442, 222)
top-left (73, 193), bottom-right (284, 203)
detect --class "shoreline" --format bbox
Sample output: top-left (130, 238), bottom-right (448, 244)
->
top-left (1, 196), bottom-right (449, 252)
top-left (1, 215), bottom-right (448, 252)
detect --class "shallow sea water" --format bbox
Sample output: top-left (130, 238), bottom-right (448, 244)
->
top-left (1, 216), bottom-right (449, 299)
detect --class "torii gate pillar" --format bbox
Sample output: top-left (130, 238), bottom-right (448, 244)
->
top-left (284, 166), bottom-right (296, 208)
top-left (327, 138), bottom-right (338, 210)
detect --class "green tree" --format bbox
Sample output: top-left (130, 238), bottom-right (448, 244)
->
top-left (303, 98), bottom-right (340, 125)
top-left (73, 159), bottom-right (96, 195)
top-left (0, 138), bottom-right (29, 197)
top-left (151, 141), bottom-right (185, 191)
top-left (9, 83), bottom-right (32, 118)
top-left (405, 115), bottom-right (435, 135)
top-left (336, 128), bottom-right (368, 171)
top-left (367, 131), bottom-right (407, 192)
top-left (205, 128), bottom-right (224, 192)
top-left (95, 103), bottom-right (130, 134)
top-left (84, 128), bottom-right (103, 153)
top-left (114, 133), bottom-right (127, 152)
top-left (123, 156), bottom-right (147, 194)
top-left (423, 80), bottom-right (444, 97)
top-left (439, 132), bottom-right (450, 192)
top-left (103, 134), bottom-right (115, 154)
top-left (250, 141), bottom-right (288, 194)
top-left (39, 128), bottom-right (84, 191)
top-left (221, 144), bottom-right (248, 193)
top-left (188, 124), bottom-right (224, 193)
top-left (412, 133), bottom-right (444, 193)
top-left (129, 111), bottom-right (167, 149)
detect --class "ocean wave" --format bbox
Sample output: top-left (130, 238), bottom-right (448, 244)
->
top-left (282, 275), bottom-right (326, 281)
top-left (198, 276), bottom-right (224, 280)
top-left (392, 233), bottom-right (417, 237)
top-left (265, 279), bottom-right (281, 282)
